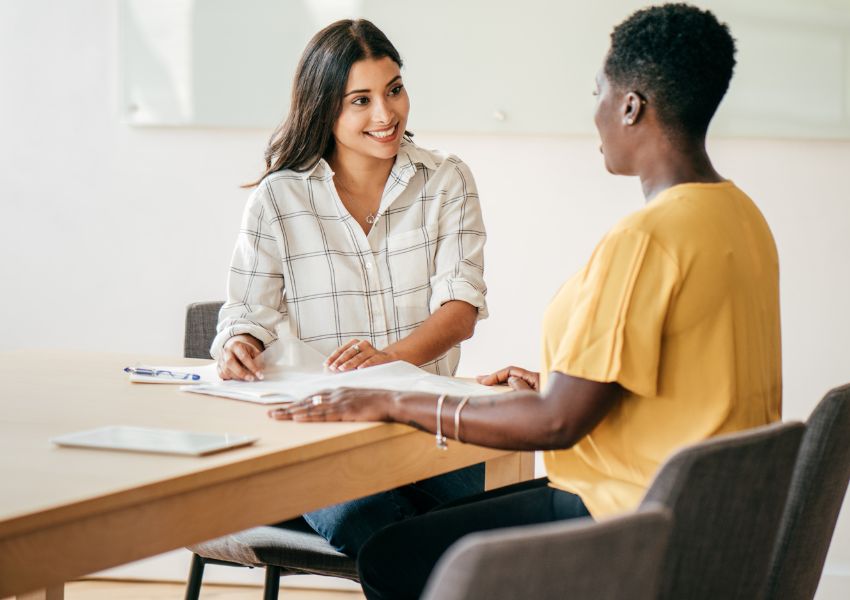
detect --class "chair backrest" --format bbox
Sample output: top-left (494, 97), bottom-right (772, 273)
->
top-left (641, 421), bottom-right (804, 600)
top-left (420, 507), bottom-right (673, 600)
top-left (184, 301), bottom-right (225, 359)
top-left (764, 384), bottom-right (850, 600)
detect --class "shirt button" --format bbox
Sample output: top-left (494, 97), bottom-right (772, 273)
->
top-left (365, 262), bottom-right (373, 270)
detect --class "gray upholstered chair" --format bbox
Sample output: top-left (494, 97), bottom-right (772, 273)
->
top-left (643, 421), bottom-right (805, 600)
top-left (183, 301), bottom-right (224, 360)
top-left (422, 421), bottom-right (803, 600)
top-left (420, 507), bottom-right (673, 600)
top-left (182, 301), bottom-right (358, 600)
top-left (764, 384), bottom-right (850, 600)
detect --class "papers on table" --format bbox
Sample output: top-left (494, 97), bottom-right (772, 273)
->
top-left (124, 331), bottom-right (324, 385)
top-left (127, 335), bottom-right (501, 405)
top-left (183, 360), bottom-right (501, 405)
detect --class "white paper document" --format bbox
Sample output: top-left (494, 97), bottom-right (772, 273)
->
top-left (184, 361), bottom-right (500, 405)
top-left (128, 334), bottom-right (499, 405)
top-left (124, 330), bottom-right (326, 385)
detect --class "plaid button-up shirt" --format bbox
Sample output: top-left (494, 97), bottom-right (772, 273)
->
top-left (211, 141), bottom-right (487, 375)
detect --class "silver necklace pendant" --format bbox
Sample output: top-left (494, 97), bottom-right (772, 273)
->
top-left (366, 213), bottom-right (377, 224)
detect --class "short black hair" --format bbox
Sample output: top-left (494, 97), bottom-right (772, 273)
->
top-left (604, 3), bottom-right (736, 138)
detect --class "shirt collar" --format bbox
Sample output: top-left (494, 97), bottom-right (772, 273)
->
top-left (299, 158), bottom-right (331, 180)
top-left (298, 139), bottom-right (436, 180)
top-left (394, 139), bottom-right (437, 172)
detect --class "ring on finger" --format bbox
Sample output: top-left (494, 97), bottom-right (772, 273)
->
top-left (311, 394), bottom-right (323, 406)
top-left (352, 344), bottom-right (360, 353)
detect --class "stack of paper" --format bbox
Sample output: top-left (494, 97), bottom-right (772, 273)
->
top-left (127, 336), bottom-right (501, 405)
top-left (183, 361), bottom-right (500, 405)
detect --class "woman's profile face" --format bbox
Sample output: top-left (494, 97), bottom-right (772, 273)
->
top-left (593, 69), bottom-right (628, 175)
top-left (332, 56), bottom-right (410, 164)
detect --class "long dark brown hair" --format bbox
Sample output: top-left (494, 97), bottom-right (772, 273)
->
top-left (247, 19), bottom-right (408, 187)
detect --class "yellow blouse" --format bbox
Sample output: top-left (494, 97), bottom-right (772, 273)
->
top-left (542, 182), bottom-right (781, 517)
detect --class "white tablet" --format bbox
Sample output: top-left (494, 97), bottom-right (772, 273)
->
top-left (51, 425), bottom-right (258, 456)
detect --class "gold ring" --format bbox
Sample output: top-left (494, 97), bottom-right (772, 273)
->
top-left (311, 395), bottom-right (322, 406)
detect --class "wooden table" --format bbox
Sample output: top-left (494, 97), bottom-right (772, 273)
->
top-left (0, 351), bottom-right (532, 599)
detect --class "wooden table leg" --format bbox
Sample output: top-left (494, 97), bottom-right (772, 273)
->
top-left (16, 586), bottom-right (63, 600)
top-left (484, 451), bottom-right (536, 490)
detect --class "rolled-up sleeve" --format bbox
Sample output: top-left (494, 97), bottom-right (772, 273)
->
top-left (428, 159), bottom-right (488, 320)
top-left (210, 185), bottom-right (286, 358)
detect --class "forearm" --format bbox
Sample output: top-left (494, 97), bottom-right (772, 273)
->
top-left (389, 372), bottom-right (623, 450)
top-left (391, 390), bottom-right (580, 451)
top-left (275, 373), bottom-right (620, 446)
top-left (383, 300), bottom-right (477, 366)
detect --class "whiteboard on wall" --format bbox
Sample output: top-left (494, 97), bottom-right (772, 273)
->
top-left (118, 0), bottom-right (850, 139)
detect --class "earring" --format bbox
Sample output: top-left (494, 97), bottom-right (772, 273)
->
top-left (624, 118), bottom-right (634, 125)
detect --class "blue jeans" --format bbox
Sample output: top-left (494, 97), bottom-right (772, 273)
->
top-left (358, 478), bottom-right (591, 599)
top-left (303, 463), bottom-right (484, 557)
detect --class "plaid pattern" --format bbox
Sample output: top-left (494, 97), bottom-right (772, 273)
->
top-left (211, 141), bottom-right (487, 375)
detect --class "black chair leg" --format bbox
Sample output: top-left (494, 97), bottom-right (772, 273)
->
top-left (263, 565), bottom-right (281, 600)
top-left (184, 553), bottom-right (205, 600)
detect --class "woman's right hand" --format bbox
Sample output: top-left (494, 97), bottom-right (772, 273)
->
top-left (476, 366), bottom-right (540, 391)
top-left (218, 334), bottom-right (265, 381)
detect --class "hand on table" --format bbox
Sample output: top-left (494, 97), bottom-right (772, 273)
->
top-left (477, 365), bottom-right (540, 391)
top-left (218, 334), bottom-right (265, 381)
top-left (268, 388), bottom-right (395, 422)
top-left (325, 339), bottom-right (395, 372)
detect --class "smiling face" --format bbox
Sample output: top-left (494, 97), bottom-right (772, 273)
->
top-left (331, 56), bottom-right (409, 166)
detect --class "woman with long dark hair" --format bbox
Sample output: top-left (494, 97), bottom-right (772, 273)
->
top-left (273, 4), bottom-right (782, 598)
top-left (212, 20), bottom-right (487, 555)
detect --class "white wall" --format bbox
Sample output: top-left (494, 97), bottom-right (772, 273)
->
top-left (1, 1), bottom-right (848, 596)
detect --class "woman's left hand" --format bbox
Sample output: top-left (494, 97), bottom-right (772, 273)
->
top-left (477, 365), bottom-right (540, 391)
top-left (268, 388), bottom-right (395, 422)
top-left (325, 339), bottom-right (395, 372)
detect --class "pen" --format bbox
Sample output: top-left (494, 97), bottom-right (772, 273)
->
top-left (124, 367), bottom-right (201, 381)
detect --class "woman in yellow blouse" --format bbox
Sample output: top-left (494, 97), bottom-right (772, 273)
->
top-left (271, 4), bottom-right (782, 598)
